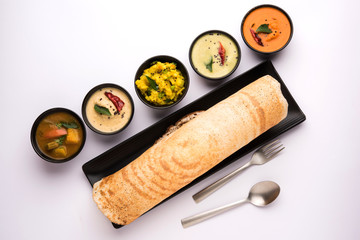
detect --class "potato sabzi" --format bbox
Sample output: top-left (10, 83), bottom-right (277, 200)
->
top-left (135, 61), bottom-right (185, 106)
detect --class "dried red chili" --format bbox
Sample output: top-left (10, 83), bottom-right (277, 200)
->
top-left (105, 92), bottom-right (124, 112)
top-left (218, 41), bottom-right (226, 65)
top-left (250, 28), bottom-right (263, 46)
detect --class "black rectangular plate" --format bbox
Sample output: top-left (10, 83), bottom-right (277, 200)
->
top-left (82, 60), bottom-right (306, 228)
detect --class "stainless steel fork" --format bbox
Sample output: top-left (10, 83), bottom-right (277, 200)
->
top-left (192, 139), bottom-right (284, 203)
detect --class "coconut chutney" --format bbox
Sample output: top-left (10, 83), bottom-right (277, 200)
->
top-left (85, 86), bottom-right (133, 134)
top-left (190, 32), bottom-right (240, 79)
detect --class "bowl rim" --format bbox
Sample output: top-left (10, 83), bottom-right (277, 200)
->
top-left (30, 107), bottom-right (87, 163)
top-left (240, 4), bottom-right (294, 55)
top-left (134, 55), bottom-right (190, 109)
top-left (188, 29), bottom-right (241, 81)
top-left (81, 83), bottom-right (135, 135)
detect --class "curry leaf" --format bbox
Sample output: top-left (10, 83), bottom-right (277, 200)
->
top-left (205, 56), bottom-right (213, 72)
top-left (146, 76), bottom-right (159, 90)
top-left (94, 104), bottom-right (111, 116)
top-left (256, 24), bottom-right (272, 34)
top-left (61, 122), bottom-right (78, 129)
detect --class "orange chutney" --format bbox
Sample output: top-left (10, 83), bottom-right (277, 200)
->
top-left (243, 6), bottom-right (292, 53)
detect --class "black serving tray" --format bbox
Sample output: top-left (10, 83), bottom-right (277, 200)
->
top-left (82, 60), bottom-right (306, 228)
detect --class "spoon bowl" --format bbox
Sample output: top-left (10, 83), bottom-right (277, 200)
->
top-left (181, 181), bottom-right (280, 228)
top-left (248, 181), bottom-right (280, 206)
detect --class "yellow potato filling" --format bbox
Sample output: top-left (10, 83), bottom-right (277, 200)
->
top-left (135, 61), bottom-right (185, 106)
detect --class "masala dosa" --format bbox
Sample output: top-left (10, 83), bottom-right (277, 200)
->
top-left (92, 75), bottom-right (288, 225)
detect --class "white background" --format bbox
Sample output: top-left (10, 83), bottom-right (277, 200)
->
top-left (1, 0), bottom-right (360, 239)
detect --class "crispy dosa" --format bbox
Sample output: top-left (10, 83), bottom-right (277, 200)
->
top-left (93, 75), bottom-right (288, 225)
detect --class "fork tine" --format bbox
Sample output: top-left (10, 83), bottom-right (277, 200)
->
top-left (264, 143), bottom-right (283, 156)
top-left (259, 139), bottom-right (280, 152)
top-left (266, 146), bottom-right (285, 159)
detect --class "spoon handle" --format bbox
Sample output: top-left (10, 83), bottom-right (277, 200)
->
top-left (181, 199), bottom-right (248, 228)
top-left (192, 161), bottom-right (252, 203)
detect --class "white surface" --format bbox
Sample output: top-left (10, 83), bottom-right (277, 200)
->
top-left (1, 0), bottom-right (360, 239)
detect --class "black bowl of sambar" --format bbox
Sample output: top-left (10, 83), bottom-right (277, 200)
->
top-left (31, 108), bottom-right (86, 163)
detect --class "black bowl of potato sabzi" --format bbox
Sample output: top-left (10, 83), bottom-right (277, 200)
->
top-left (134, 55), bottom-right (190, 109)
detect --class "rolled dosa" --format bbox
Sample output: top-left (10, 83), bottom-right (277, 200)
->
top-left (93, 75), bottom-right (288, 225)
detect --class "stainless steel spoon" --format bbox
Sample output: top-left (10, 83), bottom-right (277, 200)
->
top-left (181, 181), bottom-right (280, 228)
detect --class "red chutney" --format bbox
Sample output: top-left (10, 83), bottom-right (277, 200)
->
top-left (243, 6), bottom-right (292, 53)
